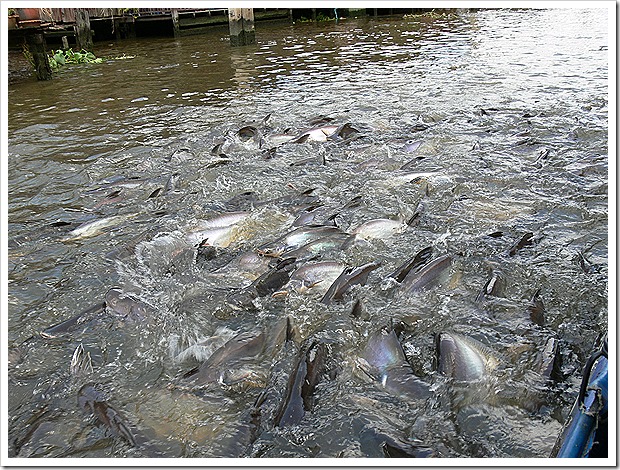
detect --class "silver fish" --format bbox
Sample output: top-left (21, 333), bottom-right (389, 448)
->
top-left (277, 261), bottom-right (346, 296)
top-left (105, 289), bottom-right (153, 323)
top-left (259, 225), bottom-right (343, 256)
top-left (436, 332), bottom-right (499, 381)
top-left (320, 261), bottom-right (380, 304)
top-left (358, 328), bottom-right (430, 400)
top-left (61, 214), bottom-right (134, 242)
top-left (400, 254), bottom-right (453, 293)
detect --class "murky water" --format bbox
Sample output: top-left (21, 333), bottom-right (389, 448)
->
top-left (7, 9), bottom-right (609, 459)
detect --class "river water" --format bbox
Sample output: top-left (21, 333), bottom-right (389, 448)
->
top-left (7, 8), bottom-right (609, 460)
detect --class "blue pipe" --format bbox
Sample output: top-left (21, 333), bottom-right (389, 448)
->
top-left (554, 354), bottom-right (608, 458)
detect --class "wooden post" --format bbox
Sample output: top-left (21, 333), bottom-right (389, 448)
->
top-left (61, 35), bottom-right (69, 50)
top-left (26, 31), bottom-right (52, 80)
top-left (228, 8), bottom-right (255, 47)
top-left (311, 8), bottom-right (317, 21)
top-left (171, 9), bottom-right (180, 38)
top-left (75, 9), bottom-right (93, 51)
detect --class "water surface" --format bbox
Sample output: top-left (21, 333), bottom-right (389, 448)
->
top-left (7, 9), bottom-right (609, 459)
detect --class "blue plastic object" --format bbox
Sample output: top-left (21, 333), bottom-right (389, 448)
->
top-left (553, 336), bottom-right (608, 458)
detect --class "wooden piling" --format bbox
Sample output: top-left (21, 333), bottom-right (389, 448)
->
top-left (228, 8), bottom-right (255, 46)
top-left (171, 9), bottom-right (180, 37)
top-left (61, 35), bottom-right (69, 50)
top-left (26, 31), bottom-right (52, 80)
top-left (74, 9), bottom-right (93, 51)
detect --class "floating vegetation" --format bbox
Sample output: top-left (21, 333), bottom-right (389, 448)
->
top-left (48, 48), bottom-right (103, 71)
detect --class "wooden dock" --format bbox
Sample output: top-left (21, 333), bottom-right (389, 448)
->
top-left (9, 8), bottom-right (291, 45)
top-left (8, 7), bottom-right (435, 81)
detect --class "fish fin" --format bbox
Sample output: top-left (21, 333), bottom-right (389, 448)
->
top-left (405, 213), bottom-right (420, 226)
top-left (286, 317), bottom-right (299, 344)
top-left (70, 343), bottom-right (93, 376)
top-left (292, 133), bottom-right (310, 144)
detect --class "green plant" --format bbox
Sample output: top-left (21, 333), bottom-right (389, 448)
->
top-left (315, 12), bottom-right (336, 22)
top-left (22, 44), bottom-right (34, 67)
top-left (8, 8), bottom-right (16, 15)
top-left (48, 48), bottom-right (103, 72)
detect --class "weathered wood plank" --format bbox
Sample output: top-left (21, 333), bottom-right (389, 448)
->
top-left (26, 31), bottom-right (52, 80)
top-left (74, 9), bottom-right (93, 51)
top-left (228, 8), bottom-right (255, 47)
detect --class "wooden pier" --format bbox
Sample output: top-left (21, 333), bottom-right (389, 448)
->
top-left (8, 7), bottom-right (435, 81)
top-left (9, 8), bottom-right (291, 45)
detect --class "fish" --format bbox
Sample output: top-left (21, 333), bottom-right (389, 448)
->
top-left (237, 125), bottom-right (261, 142)
top-left (164, 172), bottom-right (181, 193)
top-left (290, 122), bottom-right (359, 143)
top-left (258, 225), bottom-right (344, 257)
top-left (105, 228), bottom-right (157, 261)
top-left (292, 125), bottom-right (339, 143)
top-left (219, 191), bottom-right (259, 212)
top-left (403, 139), bottom-right (423, 153)
top-left (381, 437), bottom-right (436, 458)
top-left (387, 170), bottom-right (441, 185)
top-left (359, 427), bottom-right (436, 458)
top-left (183, 330), bottom-right (266, 389)
top-left (576, 251), bottom-right (602, 274)
top-left (211, 142), bottom-right (227, 157)
top-left (70, 343), bottom-right (93, 377)
top-left (257, 187), bottom-right (319, 212)
top-left (527, 288), bottom-right (546, 326)
top-left (274, 340), bottom-right (327, 427)
top-left (261, 132), bottom-right (296, 148)
top-left (167, 147), bottom-right (194, 163)
top-left (475, 271), bottom-right (506, 302)
top-left (70, 343), bottom-right (136, 447)
top-left (291, 204), bottom-right (337, 227)
top-left (320, 261), bottom-right (380, 304)
top-left (358, 327), bottom-right (430, 400)
top-left (282, 233), bottom-right (352, 261)
top-left (40, 302), bottom-right (106, 339)
top-left (190, 211), bottom-right (251, 230)
top-left (92, 189), bottom-right (124, 209)
top-left (536, 337), bottom-right (561, 381)
top-left (255, 320), bottom-right (299, 404)
top-left (436, 332), bottom-right (499, 381)
top-left (508, 232), bottom-right (534, 256)
top-left (352, 218), bottom-right (409, 240)
top-left (400, 254), bottom-right (453, 293)
top-left (226, 257), bottom-right (298, 310)
top-left (75, 351), bottom-right (165, 456)
top-left (388, 246), bottom-right (433, 284)
top-left (9, 220), bottom-right (79, 249)
top-left (185, 211), bottom-right (251, 246)
top-left (186, 224), bottom-right (239, 248)
top-left (275, 261), bottom-right (346, 297)
top-left (104, 289), bottom-right (153, 323)
top-left (77, 384), bottom-right (137, 447)
top-left (61, 214), bottom-right (135, 242)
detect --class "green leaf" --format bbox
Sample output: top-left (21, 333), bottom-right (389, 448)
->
top-left (53, 52), bottom-right (65, 65)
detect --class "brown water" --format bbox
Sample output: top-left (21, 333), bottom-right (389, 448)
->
top-left (7, 9), bottom-right (609, 460)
